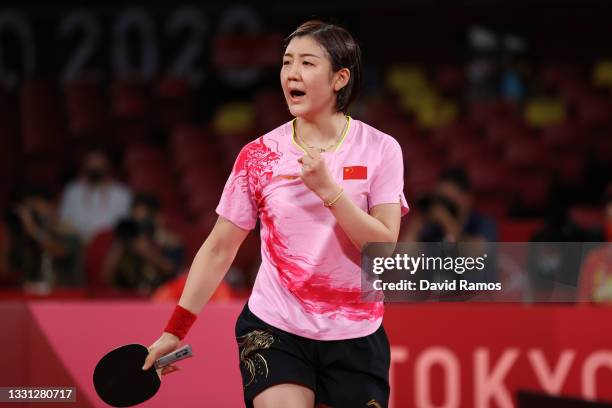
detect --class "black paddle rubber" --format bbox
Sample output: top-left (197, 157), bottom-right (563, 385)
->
top-left (93, 344), bottom-right (160, 407)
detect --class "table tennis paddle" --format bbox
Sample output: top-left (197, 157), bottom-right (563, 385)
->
top-left (93, 343), bottom-right (193, 407)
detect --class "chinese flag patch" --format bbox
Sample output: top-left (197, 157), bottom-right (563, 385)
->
top-left (343, 166), bottom-right (367, 180)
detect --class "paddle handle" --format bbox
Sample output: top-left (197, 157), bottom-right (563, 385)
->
top-left (154, 344), bottom-right (193, 369)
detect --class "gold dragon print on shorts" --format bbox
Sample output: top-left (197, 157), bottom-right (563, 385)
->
top-left (237, 329), bottom-right (275, 388)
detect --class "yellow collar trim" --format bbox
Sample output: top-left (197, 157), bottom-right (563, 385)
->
top-left (291, 115), bottom-right (351, 154)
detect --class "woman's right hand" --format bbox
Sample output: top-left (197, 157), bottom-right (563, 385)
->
top-left (142, 332), bottom-right (181, 375)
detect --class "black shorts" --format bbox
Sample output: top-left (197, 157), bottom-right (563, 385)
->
top-left (235, 303), bottom-right (390, 408)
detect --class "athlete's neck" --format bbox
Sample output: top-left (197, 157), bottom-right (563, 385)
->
top-left (294, 112), bottom-right (347, 147)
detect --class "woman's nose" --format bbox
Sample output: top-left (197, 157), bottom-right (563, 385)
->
top-left (287, 63), bottom-right (300, 80)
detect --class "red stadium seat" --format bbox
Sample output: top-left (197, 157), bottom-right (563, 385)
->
top-left (468, 99), bottom-right (517, 128)
top-left (402, 138), bottom-right (439, 165)
top-left (253, 89), bottom-right (292, 133)
top-left (85, 229), bottom-right (154, 299)
top-left (433, 63), bottom-right (465, 94)
top-left (510, 171), bottom-right (550, 211)
top-left (498, 219), bottom-right (544, 242)
top-left (0, 89), bottom-right (21, 171)
top-left (541, 120), bottom-right (584, 151)
top-left (155, 77), bottom-right (195, 131)
top-left (551, 151), bottom-right (585, 187)
top-left (376, 118), bottom-right (421, 145)
top-left (447, 140), bottom-right (495, 167)
top-left (123, 144), bottom-right (168, 172)
top-left (577, 96), bottom-right (612, 128)
top-left (64, 80), bottom-right (111, 139)
top-left (503, 139), bottom-right (546, 170)
top-left (404, 160), bottom-right (443, 197)
top-left (115, 121), bottom-right (152, 146)
top-left (168, 220), bottom-right (206, 261)
top-left (485, 119), bottom-right (531, 148)
top-left (171, 124), bottom-right (212, 151)
top-left (570, 206), bottom-right (604, 229)
top-left (23, 157), bottom-right (62, 190)
top-left (84, 229), bottom-right (115, 289)
top-left (186, 190), bottom-right (220, 219)
top-left (431, 120), bottom-right (477, 148)
top-left (593, 134), bottom-right (612, 163)
top-left (180, 167), bottom-right (225, 195)
top-left (174, 145), bottom-right (226, 174)
top-left (111, 80), bottom-right (151, 120)
top-left (128, 166), bottom-right (174, 187)
top-left (473, 197), bottom-right (508, 219)
top-left (128, 170), bottom-right (183, 213)
top-left (360, 96), bottom-right (404, 129)
top-left (20, 80), bottom-right (65, 155)
top-left (467, 160), bottom-right (508, 195)
top-left (0, 223), bottom-right (8, 286)
top-left (170, 125), bottom-right (227, 171)
top-left (540, 63), bottom-right (580, 90)
top-left (558, 80), bottom-right (593, 105)
top-left (157, 76), bottom-right (193, 100)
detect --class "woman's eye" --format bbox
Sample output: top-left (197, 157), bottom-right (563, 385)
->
top-left (303, 61), bottom-right (313, 66)
top-left (282, 60), bottom-right (290, 66)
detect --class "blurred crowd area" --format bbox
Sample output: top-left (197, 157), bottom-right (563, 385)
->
top-left (0, 4), bottom-right (610, 303)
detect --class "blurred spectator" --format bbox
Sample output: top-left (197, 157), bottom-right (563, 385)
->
top-left (577, 186), bottom-right (612, 302)
top-left (399, 168), bottom-right (498, 288)
top-left (500, 34), bottom-right (528, 103)
top-left (466, 26), bottom-right (500, 100)
top-left (1, 186), bottom-right (81, 290)
top-left (102, 193), bottom-right (184, 293)
top-left (527, 190), bottom-right (596, 300)
top-left (412, 168), bottom-right (498, 242)
top-left (59, 146), bottom-right (132, 242)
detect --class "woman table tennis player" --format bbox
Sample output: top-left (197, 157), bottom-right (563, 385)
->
top-left (143, 20), bottom-right (409, 407)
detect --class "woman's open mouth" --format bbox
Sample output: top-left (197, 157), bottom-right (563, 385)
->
top-left (289, 90), bottom-right (306, 102)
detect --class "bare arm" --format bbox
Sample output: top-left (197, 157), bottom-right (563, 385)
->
top-left (176, 216), bottom-right (250, 315)
top-left (320, 186), bottom-right (401, 249)
top-left (299, 146), bottom-right (403, 249)
top-left (143, 215), bottom-right (250, 371)
top-left (16, 206), bottom-right (72, 257)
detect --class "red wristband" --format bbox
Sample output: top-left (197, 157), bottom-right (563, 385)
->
top-left (164, 305), bottom-right (197, 340)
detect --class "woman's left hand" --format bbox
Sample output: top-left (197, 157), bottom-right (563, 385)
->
top-left (298, 147), bottom-right (341, 202)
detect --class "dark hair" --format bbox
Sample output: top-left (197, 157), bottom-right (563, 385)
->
top-left (439, 168), bottom-right (470, 191)
top-left (83, 143), bottom-right (111, 158)
top-left (284, 20), bottom-right (362, 114)
top-left (132, 192), bottom-right (161, 213)
top-left (12, 185), bottom-right (52, 203)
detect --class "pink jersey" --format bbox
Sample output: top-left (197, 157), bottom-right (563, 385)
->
top-left (216, 117), bottom-right (409, 340)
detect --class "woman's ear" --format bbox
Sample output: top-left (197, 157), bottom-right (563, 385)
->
top-left (333, 68), bottom-right (351, 92)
